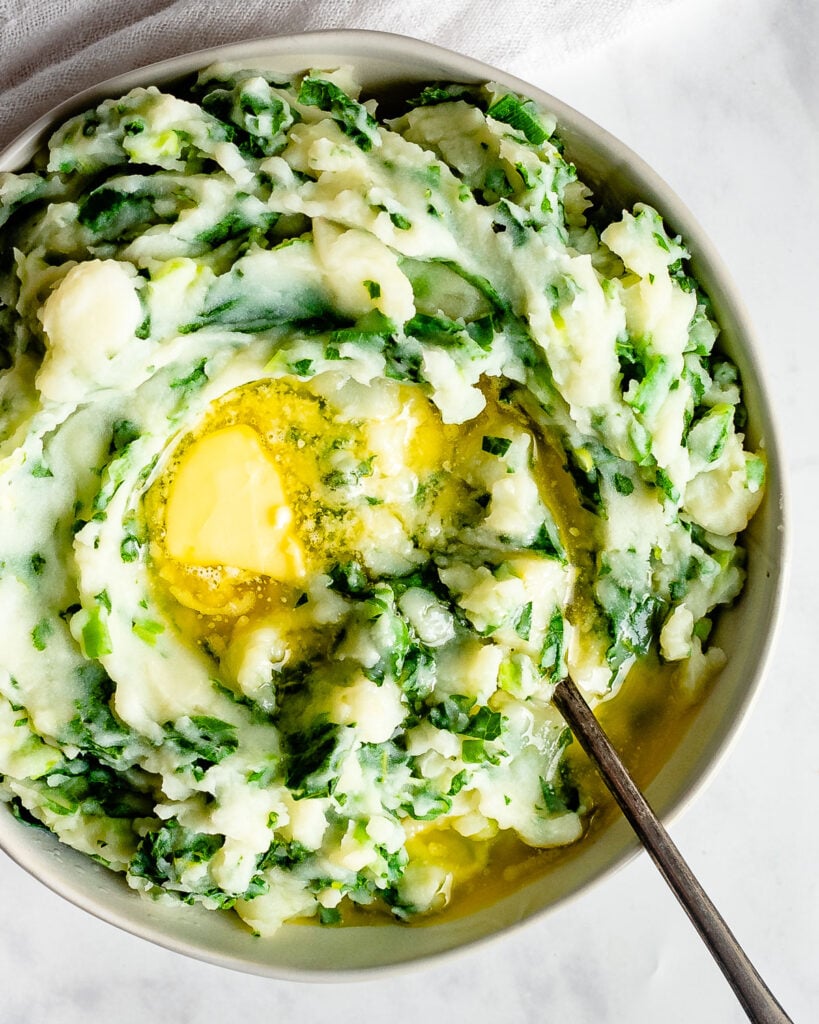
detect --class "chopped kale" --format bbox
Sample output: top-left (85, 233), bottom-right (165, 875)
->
top-left (284, 720), bottom-right (347, 800)
top-left (163, 715), bottom-right (239, 779)
top-left (486, 93), bottom-right (551, 145)
top-left (298, 77), bottom-right (379, 151)
top-left (130, 818), bottom-right (224, 888)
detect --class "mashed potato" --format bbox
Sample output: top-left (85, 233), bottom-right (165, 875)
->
top-left (0, 68), bottom-right (764, 934)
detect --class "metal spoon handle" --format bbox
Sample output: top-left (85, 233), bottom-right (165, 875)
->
top-left (552, 677), bottom-right (793, 1024)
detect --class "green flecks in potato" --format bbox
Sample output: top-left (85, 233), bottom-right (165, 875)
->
top-left (0, 68), bottom-right (763, 937)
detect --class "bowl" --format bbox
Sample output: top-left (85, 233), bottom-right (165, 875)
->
top-left (0, 29), bottom-right (786, 978)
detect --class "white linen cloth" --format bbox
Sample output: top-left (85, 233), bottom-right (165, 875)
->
top-left (0, 0), bottom-right (676, 151)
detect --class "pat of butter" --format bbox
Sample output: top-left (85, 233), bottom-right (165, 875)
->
top-left (164, 424), bottom-right (305, 581)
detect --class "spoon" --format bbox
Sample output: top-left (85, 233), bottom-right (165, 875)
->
top-left (552, 676), bottom-right (793, 1024)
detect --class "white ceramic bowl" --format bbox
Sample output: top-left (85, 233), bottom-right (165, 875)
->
top-left (0, 29), bottom-right (786, 979)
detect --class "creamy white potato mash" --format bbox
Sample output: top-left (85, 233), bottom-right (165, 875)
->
top-left (0, 68), bottom-right (764, 933)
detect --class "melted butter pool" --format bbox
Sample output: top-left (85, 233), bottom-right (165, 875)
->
top-left (144, 374), bottom-right (580, 662)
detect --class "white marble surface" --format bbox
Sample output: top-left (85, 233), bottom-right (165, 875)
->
top-left (1, 1), bottom-right (817, 1021)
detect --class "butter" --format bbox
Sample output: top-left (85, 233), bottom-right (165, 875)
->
top-left (164, 424), bottom-right (305, 581)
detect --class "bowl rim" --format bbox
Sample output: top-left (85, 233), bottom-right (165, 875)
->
top-left (0, 27), bottom-right (788, 979)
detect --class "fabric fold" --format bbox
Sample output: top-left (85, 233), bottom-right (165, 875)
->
top-left (0, 0), bottom-right (676, 151)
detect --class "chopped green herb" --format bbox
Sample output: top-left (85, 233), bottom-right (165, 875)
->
top-left (170, 358), bottom-right (208, 392)
top-left (514, 601), bottom-right (533, 641)
top-left (132, 618), bottom-right (165, 645)
top-left (82, 606), bottom-right (113, 659)
top-left (539, 612), bottom-right (564, 681)
top-left (110, 419), bottom-right (141, 452)
top-left (298, 77), bottom-right (379, 151)
top-left (31, 618), bottom-right (53, 651)
top-left (120, 535), bottom-right (141, 562)
top-left (486, 94), bottom-right (550, 145)
top-left (746, 455), bottom-right (766, 491)
top-left (482, 435), bottom-right (512, 457)
top-left (29, 552), bottom-right (46, 576)
top-left (388, 211), bottom-right (412, 230)
top-left (613, 473), bottom-right (634, 496)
